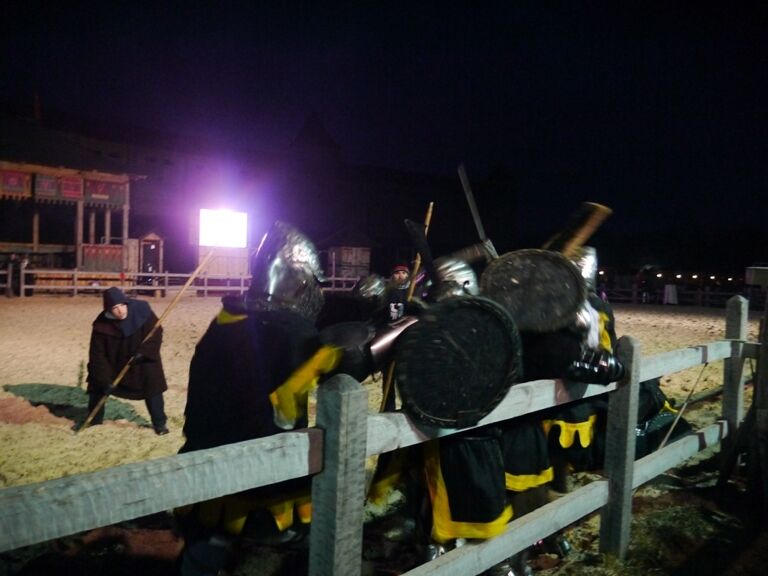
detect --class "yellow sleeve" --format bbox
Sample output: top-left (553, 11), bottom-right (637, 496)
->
top-left (269, 345), bottom-right (342, 430)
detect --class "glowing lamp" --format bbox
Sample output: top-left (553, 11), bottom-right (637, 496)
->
top-left (656, 273), bottom-right (663, 278)
top-left (199, 209), bottom-right (248, 248)
top-left (675, 274), bottom-right (682, 279)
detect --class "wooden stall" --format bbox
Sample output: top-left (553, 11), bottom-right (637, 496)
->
top-left (0, 160), bottom-right (138, 280)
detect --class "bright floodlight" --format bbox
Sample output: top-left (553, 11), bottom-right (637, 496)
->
top-left (199, 209), bottom-right (248, 248)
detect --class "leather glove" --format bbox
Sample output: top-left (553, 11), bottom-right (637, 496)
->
top-left (566, 349), bottom-right (625, 385)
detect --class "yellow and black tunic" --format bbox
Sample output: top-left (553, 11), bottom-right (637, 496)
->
top-left (178, 298), bottom-right (339, 535)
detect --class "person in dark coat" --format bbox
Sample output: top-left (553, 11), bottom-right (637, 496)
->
top-left (87, 287), bottom-right (169, 434)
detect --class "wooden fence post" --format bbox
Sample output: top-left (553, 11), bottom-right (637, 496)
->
top-left (599, 335), bottom-right (641, 559)
top-left (753, 297), bottom-right (768, 513)
top-left (309, 374), bottom-right (368, 576)
top-left (722, 295), bottom-right (749, 455)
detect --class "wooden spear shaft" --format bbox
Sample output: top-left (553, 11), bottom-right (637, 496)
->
top-left (380, 202), bottom-right (434, 412)
top-left (77, 251), bottom-right (215, 433)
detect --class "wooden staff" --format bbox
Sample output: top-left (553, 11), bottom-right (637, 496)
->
top-left (542, 202), bottom-right (613, 258)
top-left (379, 202), bottom-right (434, 412)
top-left (77, 251), bottom-right (215, 433)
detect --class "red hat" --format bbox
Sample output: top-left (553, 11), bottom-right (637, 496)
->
top-left (392, 264), bottom-right (409, 274)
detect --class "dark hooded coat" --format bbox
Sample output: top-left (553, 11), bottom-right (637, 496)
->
top-left (87, 299), bottom-right (168, 400)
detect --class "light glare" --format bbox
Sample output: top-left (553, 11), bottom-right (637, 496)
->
top-left (199, 209), bottom-right (248, 248)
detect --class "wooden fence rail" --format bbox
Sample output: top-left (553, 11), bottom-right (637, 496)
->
top-left (6, 268), bottom-right (359, 297)
top-left (0, 296), bottom-right (760, 576)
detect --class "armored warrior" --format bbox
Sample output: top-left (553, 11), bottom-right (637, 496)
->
top-left (177, 221), bottom-right (340, 576)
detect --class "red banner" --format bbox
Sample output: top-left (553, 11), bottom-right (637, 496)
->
top-left (84, 179), bottom-right (127, 207)
top-left (61, 176), bottom-right (84, 200)
top-left (0, 170), bottom-right (32, 199)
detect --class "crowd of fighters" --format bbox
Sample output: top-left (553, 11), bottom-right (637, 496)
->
top-left (172, 220), bottom-right (684, 576)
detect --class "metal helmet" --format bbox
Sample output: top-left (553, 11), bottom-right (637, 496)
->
top-left (352, 274), bottom-right (387, 303)
top-left (571, 246), bottom-right (598, 292)
top-left (247, 221), bottom-right (326, 321)
top-left (430, 257), bottom-right (479, 301)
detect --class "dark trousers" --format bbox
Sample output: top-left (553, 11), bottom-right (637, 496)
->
top-left (88, 391), bottom-right (167, 429)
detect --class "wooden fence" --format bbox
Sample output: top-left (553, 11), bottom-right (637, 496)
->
top-left (5, 267), bottom-right (763, 310)
top-left (0, 297), bottom-right (761, 576)
top-left (3, 268), bottom-right (360, 298)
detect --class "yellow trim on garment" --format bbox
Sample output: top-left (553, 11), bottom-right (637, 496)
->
top-left (216, 308), bottom-right (248, 325)
top-left (424, 441), bottom-right (513, 544)
top-left (367, 450), bottom-right (407, 506)
top-left (542, 414), bottom-right (598, 449)
top-left (505, 466), bottom-right (554, 492)
top-left (598, 311), bottom-right (613, 352)
top-left (177, 491), bottom-right (312, 536)
top-left (269, 345), bottom-right (342, 429)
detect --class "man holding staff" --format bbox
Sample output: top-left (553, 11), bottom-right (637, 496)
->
top-left (86, 286), bottom-right (169, 435)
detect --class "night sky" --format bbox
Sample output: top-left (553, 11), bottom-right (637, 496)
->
top-left (2, 2), bottom-right (766, 273)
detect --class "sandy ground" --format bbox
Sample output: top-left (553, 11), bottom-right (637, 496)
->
top-left (0, 295), bottom-right (764, 575)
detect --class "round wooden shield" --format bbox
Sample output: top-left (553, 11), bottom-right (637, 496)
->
top-left (394, 296), bottom-right (522, 428)
top-left (479, 249), bottom-right (586, 332)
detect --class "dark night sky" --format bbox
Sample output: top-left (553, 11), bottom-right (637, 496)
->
top-left (1, 2), bottom-right (766, 272)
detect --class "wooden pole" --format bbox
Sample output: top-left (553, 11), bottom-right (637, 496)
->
top-left (600, 335), bottom-right (641, 559)
top-left (309, 375), bottom-right (368, 576)
top-left (380, 202), bottom-right (433, 413)
top-left (77, 251), bottom-right (215, 433)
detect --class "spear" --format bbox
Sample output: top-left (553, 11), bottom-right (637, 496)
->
top-left (379, 202), bottom-right (434, 412)
top-left (77, 251), bottom-right (215, 433)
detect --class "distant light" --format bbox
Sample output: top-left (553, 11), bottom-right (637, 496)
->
top-left (691, 274), bottom-right (698, 279)
top-left (710, 275), bottom-right (716, 280)
top-left (598, 270), bottom-right (605, 276)
top-left (727, 277), bottom-right (733, 281)
top-left (656, 273), bottom-right (663, 278)
top-left (675, 274), bottom-right (682, 279)
top-left (199, 209), bottom-right (248, 248)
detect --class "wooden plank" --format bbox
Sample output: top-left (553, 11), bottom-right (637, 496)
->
top-left (365, 379), bottom-right (619, 457)
top-left (309, 374), bottom-right (369, 576)
top-left (600, 335), bottom-right (641, 559)
top-left (402, 481), bottom-right (610, 576)
top-left (723, 296), bottom-right (749, 454)
top-left (754, 301), bottom-right (768, 512)
top-left (0, 430), bottom-right (321, 553)
top-left (639, 340), bottom-right (733, 382)
top-left (632, 421), bottom-right (729, 488)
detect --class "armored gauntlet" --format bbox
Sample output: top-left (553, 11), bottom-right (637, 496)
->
top-left (566, 348), bottom-right (625, 385)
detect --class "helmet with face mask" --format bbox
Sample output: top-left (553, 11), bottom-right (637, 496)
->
top-left (429, 257), bottom-right (480, 301)
top-left (246, 221), bottom-right (327, 321)
top-left (570, 246), bottom-right (598, 292)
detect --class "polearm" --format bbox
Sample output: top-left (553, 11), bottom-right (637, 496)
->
top-left (457, 163), bottom-right (498, 260)
top-left (379, 202), bottom-right (434, 413)
top-left (77, 251), bottom-right (215, 433)
top-left (406, 202), bottom-right (434, 302)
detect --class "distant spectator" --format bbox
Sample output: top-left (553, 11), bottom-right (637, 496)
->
top-left (7, 253), bottom-right (20, 297)
top-left (386, 264), bottom-right (410, 321)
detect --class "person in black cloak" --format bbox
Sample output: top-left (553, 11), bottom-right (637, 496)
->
top-left (86, 287), bottom-right (169, 434)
